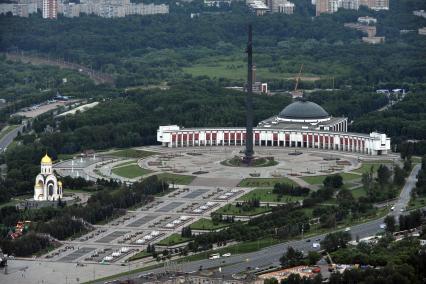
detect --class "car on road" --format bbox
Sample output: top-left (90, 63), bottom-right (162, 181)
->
top-left (391, 206), bottom-right (395, 211)
top-left (313, 243), bottom-right (320, 248)
top-left (345, 227), bottom-right (351, 232)
top-left (222, 253), bottom-right (231, 257)
top-left (209, 253), bottom-right (220, 260)
top-left (380, 224), bottom-right (386, 229)
top-left (400, 208), bottom-right (405, 212)
top-left (306, 239), bottom-right (311, 242)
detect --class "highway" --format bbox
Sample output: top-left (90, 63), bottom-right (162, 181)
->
top-left (100, 162), bottom-right (422, 283)
top-left (390, 163), bottom-right (421, 218)
top-left (0, 125), bottom-right (23, 152)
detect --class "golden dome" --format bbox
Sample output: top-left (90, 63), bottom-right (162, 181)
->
top-left (41, 154), bottom-right (52, 164)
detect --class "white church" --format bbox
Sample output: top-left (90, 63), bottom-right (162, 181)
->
top-left (34, 153), bottom-right (63, 201)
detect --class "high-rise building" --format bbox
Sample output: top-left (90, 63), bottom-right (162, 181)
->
top-left (342, 0), bottom-right (359, 10)
top-left (316, 0), bottom-right (339, 16)
top-left (359, 0), bottom-right (388, 10)
top-left (42, 0), bottom-right (57, 19)
top-left (315, 0), bottom-right (329, 16)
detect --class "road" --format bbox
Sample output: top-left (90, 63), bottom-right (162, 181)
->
top-left (101, 163), bottom-right (422, 283)
top-left (0, 125), bottom-right (23, 151)
top-left (390, 163), bottom-right (421, 218)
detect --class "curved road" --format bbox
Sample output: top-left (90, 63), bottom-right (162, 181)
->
top-left (0, 125), bottom-right (23, 151)
top-left (99, 163), bottom-right (422, 282)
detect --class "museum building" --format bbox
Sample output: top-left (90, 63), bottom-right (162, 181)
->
top-left (157, 100), bottom-right (391, 155)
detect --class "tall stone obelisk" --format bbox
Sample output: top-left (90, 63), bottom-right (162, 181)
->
top-left (244, 24), bottom-right (254, 164)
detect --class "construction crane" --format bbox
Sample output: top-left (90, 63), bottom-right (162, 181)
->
top-left (290, 64), bottom-right (304, 99)
top-left (326, 252), bottom-right (336, 272)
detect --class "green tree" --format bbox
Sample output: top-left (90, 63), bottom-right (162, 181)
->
top-left (308, 251), bottom-right (321, 265)
top-left (377, 165), bottom-right (391, 186)
top-left (384, 215), bottom-right (396, 232)
top-left (393, 165), bottom-right (406, 186)
top-left (280, 246), bottom-right (304, 268)
top-left (321, 231), bottom-right (351, 252)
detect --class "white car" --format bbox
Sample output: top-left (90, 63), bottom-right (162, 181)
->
top-left (344, 227), bottom-right (351, 232)
top-left (312, 242), bottom-right (320, 248)
top-left (209, 254), bottom-right (220, 260)
top-left (380, 224), bottom-right (386, 229)
top-left (222, 253), bottom-right (231, 257)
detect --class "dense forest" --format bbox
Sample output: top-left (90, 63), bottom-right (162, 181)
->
top-left (0, 0), bottom-right (425, 88)
top-left (351, 91), bottom-right (426, 143)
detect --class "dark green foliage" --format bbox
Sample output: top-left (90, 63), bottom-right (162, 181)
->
top-left (181, 226), bottom-right (192, 238)
top-left (377, 165), bottom-right (391, 185)
top-left (323, 174), bottom-right (343, 189)
top-left (352, 92), bottom-right (426, 142)
top-left (384, 215), bottom-right (396, 232)
top-left (398, 210), bottom-right (423, 231)
top-left (414, 156), bottom-right (426, 197)
top-left (400, 142), bottom-right (426, 158)
top-left (320, 231), bottom-right (351, 252)
top-left (279, 246), bottom-right (304, 268)
top-left (273, 183), bottom-right (310, 196)
top-left (0, 232), bottom-right (50, 257)
top-left (393, 165), bottom-right (407, 186)
top-left (36, 215), bottom-right (85, 240)
top-left (329, 238), bottom-right (425, 284)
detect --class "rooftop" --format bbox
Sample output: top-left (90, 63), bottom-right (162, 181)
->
top-left (278, 100), bottom-right (330, 120)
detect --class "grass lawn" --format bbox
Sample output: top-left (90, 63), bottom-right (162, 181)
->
top-left (155, 173), bottom-right (195, 185)
top-left (110, 149), bottom-right (156, 159)
top-left (114, 160), bottom-right (138, 167)
top-left (238, 177), bottom-right (296, 187)
top-left (190, 218), bottom-right (230, 230)
top-left (301, 172), bottom-right (360, 185)
top-left (352, 162), bottom-right (391, 174)
top-left (237, 188), bottom-right (304, 203)
top-left (128, 250), bottom-right (152, 261)
top-left (182, 56), bottom-right (322, 82)
top-left (156, 233), bottom-right (192, 246)
top-left (215, 204), bottom-right (272, 216)
top-left (407, 196), bottom-right (426, 211)
top-left (111, 164), bottom-right (152, 179)
top-left (350, 186), bottom-right (368, 199)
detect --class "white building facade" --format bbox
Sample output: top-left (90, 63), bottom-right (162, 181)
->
top-left (157, 101), bottom-right (391, 156)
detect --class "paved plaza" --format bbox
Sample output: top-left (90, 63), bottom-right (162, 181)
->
top-left (3, 146), bottom-right (398, 284)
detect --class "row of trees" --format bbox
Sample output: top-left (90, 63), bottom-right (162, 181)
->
top-left (188, 203), bottom-right (310, 252)
top-left (273, 183), bottom-right (310, 196)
